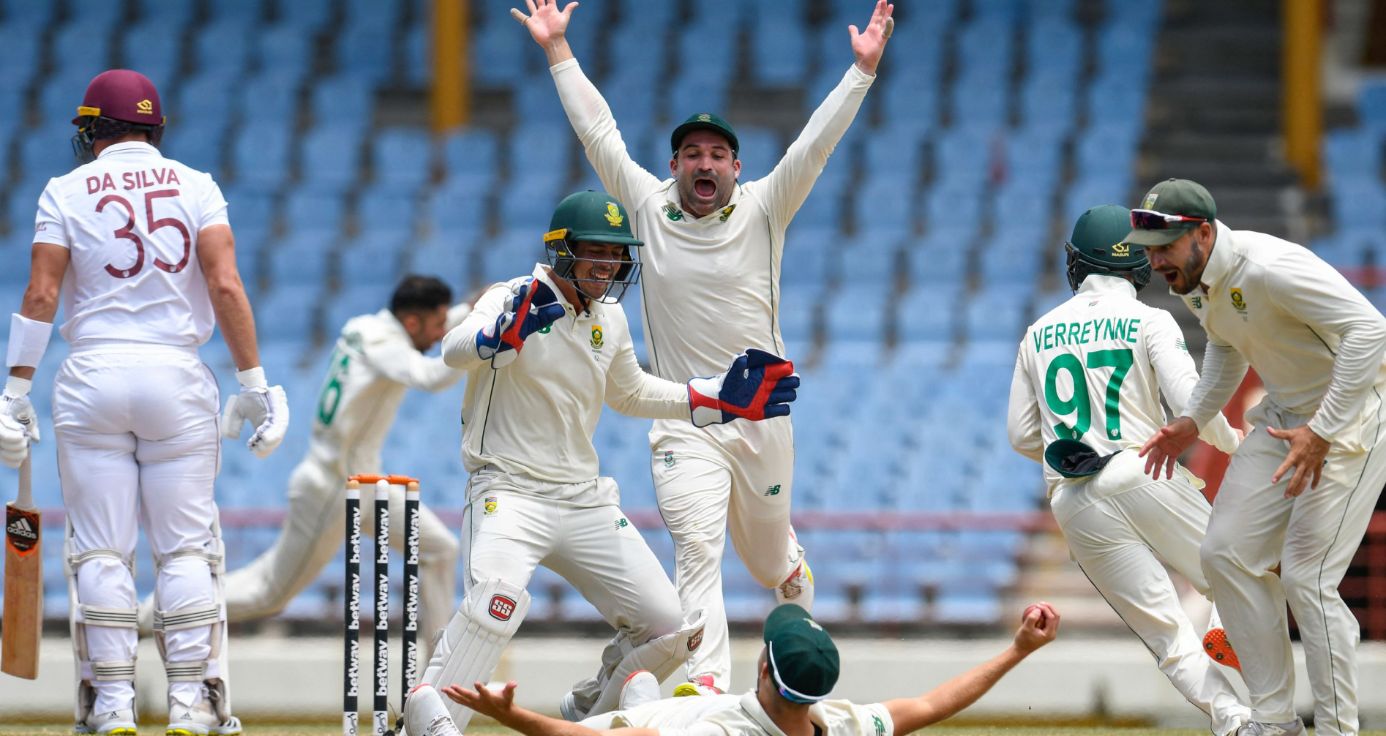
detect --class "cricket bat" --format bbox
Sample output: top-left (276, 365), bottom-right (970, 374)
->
top-left (2, 456), bottom-right (40, 679)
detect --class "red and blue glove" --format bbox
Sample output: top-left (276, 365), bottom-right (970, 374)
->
top-left (688, 349), bottom-right (800, 427)
top-left (476, 279), bottom-right (565, 368)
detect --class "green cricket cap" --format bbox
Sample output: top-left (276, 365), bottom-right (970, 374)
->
top-left (670, 112), bottom-right (739, 157)
top-left (1069, 205), bottom-right (1147, 269)
top-left (545, 190), bottom-right (643, 247)
top-left (763, 604), bottom-right (839, 703)
top-left (1126, 178), bottom-right (1218, 246)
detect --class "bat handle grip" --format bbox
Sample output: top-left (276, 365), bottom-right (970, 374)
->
top-left (16, 456), bottom-right (32, 510)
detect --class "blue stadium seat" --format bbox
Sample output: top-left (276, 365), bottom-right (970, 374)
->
top-left (52, 25), bottom-right (113, 80)
top-left (134, 0), bottom-right (197, 26)
top-left (277, 0), bottom-right (333, 32)
top-left (238, 73), bottom-right (301, 128)
top-left (854, 173), bottom-right (917, 233)
top-left (254, 283), bottom-right (322, 340)
top-left (922, 187), bottom-right (985, 231)
top-left (122, 20), bottom-right (184, 86)
top-left (409, 236), bottom-right (471, 286)
top-left (338, 21), bottom-right (394, 84)
top-left (0, 23), bottom-right (41, 86)
top-left (299, 125), bottom-right (366, 195)
top-left (734, 127), bottom-right (782, 183)
top-left (19, 127), bottom-right (76, 183)
top-left (38, 70), bottom-right (93, 128)
top-left (357, 185), bottom-right (420, 234)
top-left (345, 0), bottom-right (402, 29)
top-left (896, 288), bottom-right (959, 342)
top-left (471, 26), bottom-right (527, 87)
top-left (255, 24), bottom-right (313, 83)
top-left (311, 75), bottom-right (376, 127)
top-left (206, 0), bottom-right (266, 23)
top-left (372, 129), bottom-right (433, 193)
top-left (161, 121), bottom-right (228, 182)
top-left (477, 229), bottom-right (544, 285)
top-left (284, 191), bottom-right (346, 234)
top-left (752, 21), bottom-right (809, 86)
top-left (324, 280), bottom-right (397, 331)
top-left (0, 0), bottom-right (57, 28)
top-left (194, 22), bottom-right (253, 79)
top-left (267, 230), bottom-right (336, 288)
top-left (221, 186), bottom-right (279, 234)
top-left (1331, 179), bottom-right (1386, 231)
top-left (824, 285), bottom-right (888, 344)
top-left (440, 128), bottom-right (500, 181)
top-left (1323, 129), bottom-right (1380, 181)
top-left (506, 123), bottom-right (572, 178)
top-left (951, 73), bottom-right (1009, 127)
top-left (962, 287), bottom-right (1028, 342)
top-left (498, 174), bottom-right (563, 231)
top-left (426, 179), bottom-right (489, 235)
top-left (790, 181), bottom-right (848, 235)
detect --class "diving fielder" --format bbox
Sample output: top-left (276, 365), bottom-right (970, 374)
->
top-left (137, 276), bottom-right (471, 652)
top-left (0, 70), bottom-right (288, 736)
top-left (514, 0), bottom-right (893, 693)
top-left (1137, 179), bottom-right (1386, 736)
top-left (1007, 205), bottom-right (1249, 736)
top-left (409, 191), bottom-right (799, 732)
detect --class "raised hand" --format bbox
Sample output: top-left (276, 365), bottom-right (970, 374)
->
top-left (849, 0), bottom-right (894, 75)
top-left (1014, 602), bottom-right (1060, 654)
top-left (476, 279), bottom-right (565, 368)
top-left (1266, 424), bottom-right (1330, 498)
top-left (1139, 416), bottom-right (1199, 480)
top-left (688, 349), bottom-right (799, 428)
top-left (512, 0), bottom-right (578, 50)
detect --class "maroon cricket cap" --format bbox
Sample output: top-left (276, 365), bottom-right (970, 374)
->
top-left (72, 69), bottom-right (164, 127)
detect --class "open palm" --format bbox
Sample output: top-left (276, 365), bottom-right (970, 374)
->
top-left (514, 0), bottom-right (577, 47)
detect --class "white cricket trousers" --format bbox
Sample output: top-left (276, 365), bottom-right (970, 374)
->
top-left (220, 457), bottom-right (460, 657)
top-left (1051, 451), bottom-right (1249, 736)
top-left (463, 473), bottom-right (683, 644)
top-left (649, 417), bottom-right (803, 690)
top-left (1202, 395), bottom-right (1386, 735)
top-left (53, 347), bottom-right (222, 714)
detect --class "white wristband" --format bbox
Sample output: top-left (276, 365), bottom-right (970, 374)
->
top-left (4, 376), bottom-right (32, 397)
top-left (6, 313), bottom-right (53, 369)
top-left (235, 366), bottom-right (268, 388)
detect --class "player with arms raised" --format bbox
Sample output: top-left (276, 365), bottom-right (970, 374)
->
top-left (513, 0), bottom-right (893, 696)
top-left (1007, 205), bottom-right (1249, 735)
top-left (404, 190), bottom-right (799, 734)
top-left (0, 70), bottom-right (288, 735)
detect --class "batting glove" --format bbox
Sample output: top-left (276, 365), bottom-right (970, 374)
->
top-left (476, 279), bottom-right (565, 369)
top-left (688, 349), bottom-right (800, 428)
top-left (0, 377), bottom-right (38, 469)
top-left (221, 367), bottom-right (289, 458)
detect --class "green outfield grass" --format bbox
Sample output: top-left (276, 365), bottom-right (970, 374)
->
top-left (4, 726), bottom-right (1386, 735)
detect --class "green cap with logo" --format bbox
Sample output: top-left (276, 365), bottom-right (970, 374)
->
top-left (763, 603), bottom-right (839, 703)
top-left (670, 112), bottom-right (740, 157)
top-left (545, 190), bottom-right (643, 247)
top-left (1126, 178), bottom-right (1218, 246)
top-left (1070, 205), bottom-right (1146, 269)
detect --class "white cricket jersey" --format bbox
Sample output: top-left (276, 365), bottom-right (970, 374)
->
top-left (587, 691), bottom-right (893, 736)
top-left (306, 305), bottom-right (469, 476)
top-left (1007, 275), bottom-right (1240, 491)
top-left (550, 59), bottom-right (872, 440)
top-left (440, 265), bottom-right (691, 496)
top-left (1178, 221), bottom-right (1386, 448)
top-left (32, 141), bottom-right (230, 348)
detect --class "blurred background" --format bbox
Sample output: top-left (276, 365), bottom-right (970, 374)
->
top-left (1, 0), bottom-right (1385, 725)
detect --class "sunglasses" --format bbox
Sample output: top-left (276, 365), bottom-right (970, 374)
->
top-left (1130, 209), bottom-right (1207, 230)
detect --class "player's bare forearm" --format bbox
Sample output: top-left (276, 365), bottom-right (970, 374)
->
top-left (543, 36), bottom-right (574, 65)
top-left (882, 645), bottom-right (1026, 734)
top-left (197, 225), bottom-right (260, 371)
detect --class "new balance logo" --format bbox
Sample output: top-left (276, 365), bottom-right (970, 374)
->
top-left (6, 516), bottom-right (36, 541)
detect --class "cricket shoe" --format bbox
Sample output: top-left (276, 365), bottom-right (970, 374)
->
top-left (1203, 627), bottom-right (1241, 670)
top-left (166, 689), bottom-right (241, 736)
top-left (1235, 720), bottom-right (1304, 735)
top-left (672, 674), bottom-right (722, 697)
top-left (619, 670), bottom-right (661, 710)
top-left (401, 684), bottom-right (462, 736)
top-left (75, 708), bottom-right (137, 735)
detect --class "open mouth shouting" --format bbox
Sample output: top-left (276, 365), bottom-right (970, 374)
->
top-left (693, 176), bottom-right (718, 200)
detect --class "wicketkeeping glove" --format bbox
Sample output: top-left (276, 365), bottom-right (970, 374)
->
top-left (0, 377), bottom-right (38, 469)
top-left (687, 349), bottom-right (800, 428)
top-left (221, 367), bottom-right (289, 458)
top-left (476, 278), bottom-right (565, 368)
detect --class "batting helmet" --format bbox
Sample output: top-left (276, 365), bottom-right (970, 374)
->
top-left (1065, 204), bottom-right (1151, 293)
top-left (542, 191), bottom-right (643, 303)
top-left (70, 69), bottom-right (166, 163)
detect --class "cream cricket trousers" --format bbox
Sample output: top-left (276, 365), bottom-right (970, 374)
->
top-left (1201, 394), bottom-right (1386, 735)
top-left (220, 457), bottom-right (460, 656)
top-left (53, 348), bottom-right (223, 715)
top-left (649, 417), bottom-right (804, 691)
top-left (1052, 450), bottom-right (1249, 736)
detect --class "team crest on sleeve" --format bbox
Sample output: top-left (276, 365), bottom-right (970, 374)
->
top-left (1229, 287), bottom-right (1247, 312)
